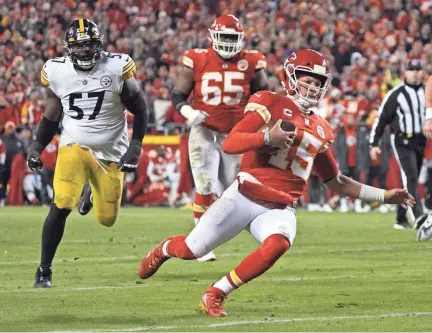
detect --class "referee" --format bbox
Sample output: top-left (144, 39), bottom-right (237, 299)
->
top-left (369, 59), bottom-right (425, 230)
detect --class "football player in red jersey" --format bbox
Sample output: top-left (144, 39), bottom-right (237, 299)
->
top-left (141, 49), bottom-right (415, 316)
top-left (171, 14), bottom-right (268, 261)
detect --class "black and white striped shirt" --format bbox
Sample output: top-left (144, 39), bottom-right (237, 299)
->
top-left (370, 82), bottom-right (425, 147)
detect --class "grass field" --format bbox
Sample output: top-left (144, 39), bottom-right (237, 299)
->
top-left (0, 206), bottom-right (431, 332)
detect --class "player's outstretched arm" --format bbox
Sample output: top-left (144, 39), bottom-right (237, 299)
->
top-left (314, 149), bottom-right (415, 209)
top-left (119, 77), bottom-right (149, 172)
top-left (325, 175), bottom-right (415, 209)
top-left (27, 87), bottom-right (62, 171)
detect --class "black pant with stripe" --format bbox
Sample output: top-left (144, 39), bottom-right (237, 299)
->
top-left (391, 134), bottom-right (425, 223)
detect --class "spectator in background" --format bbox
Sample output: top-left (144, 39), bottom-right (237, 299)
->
top-left (0, 121), bottom-right (24, 205)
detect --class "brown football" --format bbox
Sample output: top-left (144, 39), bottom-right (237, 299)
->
top-left (256, 120), bottom-right (296, 154)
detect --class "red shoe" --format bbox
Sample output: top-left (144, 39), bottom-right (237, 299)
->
top-left (137, 238), bottom-right (172, 279)
top-left (199, 286), bottom-right (228, 317)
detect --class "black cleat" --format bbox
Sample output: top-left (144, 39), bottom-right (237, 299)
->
top-left (34, 265), bottom-right (52, 288)
top-left (78, 183), bottom-right (93, 215)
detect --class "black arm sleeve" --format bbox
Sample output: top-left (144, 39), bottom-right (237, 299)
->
top-left (34, 117), bottom-right (60, 153)
top-left (171, 89), bottom-right (189, 112)
top-left (250, 69), bottom-right (268, 94)
top-left (122, 91), bottom-right (149, 142)
top-left (369, 90), bottom-right (398, 147)
top-left (120, 78), bottom-right (149, 142)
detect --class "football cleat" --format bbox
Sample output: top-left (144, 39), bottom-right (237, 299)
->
top-left (78, 183), bottom-right (93, 215)
top-left (137, 238), bottom-right (172, 279)
top-left (413, 212), bottom-right (431, 230)
top-left (393, 221), bottom-right (411, 230)
top-left (200, 286), bottom-right (228, 317)
top-left (197, 250), bottom-right (217, 262)
top-left (34, 265), bottom-right (52, 288)
top-left (417, 213), bottom-right (432, 241)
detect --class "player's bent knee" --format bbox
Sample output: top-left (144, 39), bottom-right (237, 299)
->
top-left (261, 234), bottom-right (291, 265)
top-left (96, 214), bottom-right (117, 227)
top-left (54, 195), bottom-right (76, 210)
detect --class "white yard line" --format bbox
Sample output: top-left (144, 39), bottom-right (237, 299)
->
top-left (28, 311), bottom-right (432, 332)
top-left (2, 244), bottom-right (432, 266)
top-left (0, 272), bottom-right (425, 294)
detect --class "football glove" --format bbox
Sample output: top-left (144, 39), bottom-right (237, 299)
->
top-left (27, 142), bottom-right (44, 171)
top-left (118, 139), bottom-right (142, 172)
top-left (180, 105), bottom-right (209, 126)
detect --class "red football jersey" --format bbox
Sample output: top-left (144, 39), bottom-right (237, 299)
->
top-left (0, 139), bottom-right (5, 165)
top-left (182, 47), bottom-right (267, 133)
top-left (40, 137), bottom-right (59, 171)
top-left (237, 91), bottom-right (337, 201)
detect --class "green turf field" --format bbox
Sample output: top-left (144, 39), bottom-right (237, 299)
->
top-left (0, 207), bottom-right (431, 332)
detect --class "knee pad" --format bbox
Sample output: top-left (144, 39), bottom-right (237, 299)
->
top-left (96, 214), bottom-right (117, 227)
top-left (194, 172), bottom-right (213, 195)
top-left (54, 180), bottom-right (80, 210)
top-left (260, 234), bottom-right (291, 265)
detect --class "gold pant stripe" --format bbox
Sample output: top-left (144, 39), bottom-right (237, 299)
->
top-left (230, 270), bottom-right (244, 287)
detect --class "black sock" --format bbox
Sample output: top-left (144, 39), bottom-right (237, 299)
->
top-left (40, 204), bottom-right (71, 268)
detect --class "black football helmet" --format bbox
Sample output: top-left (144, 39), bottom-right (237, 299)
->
top-left (64, 19), bottom-right (103, 70)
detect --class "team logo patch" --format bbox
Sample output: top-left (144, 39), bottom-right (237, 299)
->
top-left (283, 108), bottom-right (292, 117)
top-left (317, 125), bottom-right (325, 139)
top-left (222, 64), bottom-right (228, 69)
top-left (237, 59), bottom-right (248, 71)
top-left (100, 76), bottom-right (112, 87)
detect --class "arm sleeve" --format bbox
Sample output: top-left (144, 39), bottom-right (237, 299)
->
top-left (222, 112), bottom-right (266, 154)
top-left (313, 148), bottom-right (339, 183)
top-left (369, 90), bottom-right (397, 147)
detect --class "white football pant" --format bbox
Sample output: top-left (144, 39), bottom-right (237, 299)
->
top-left (185, 172), bottom-right (297, 258)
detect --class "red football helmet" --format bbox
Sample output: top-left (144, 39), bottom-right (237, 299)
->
top-left (281, 49), bottom-right (332, 110)
top-left (209, 14), bottom-right (244, 59)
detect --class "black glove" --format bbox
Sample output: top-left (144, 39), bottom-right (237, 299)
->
top-left (27, 142), bottom-right (45, 171)
top-left (117, 139), bottom-right (142, 172)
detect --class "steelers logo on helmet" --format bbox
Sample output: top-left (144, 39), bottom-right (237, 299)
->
top-left (64, 18), bottom-right (104, 70)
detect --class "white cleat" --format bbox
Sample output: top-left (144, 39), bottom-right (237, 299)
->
top-left (379, 204), bottom-right (389, 214)
top-left (197, 250), bottom-right (217, 262)
top-left (321, 204), bottom-right (333, 213)
top-left (340, 198), bottom-right (349, 213)
top-left (307, 203), bottom-right (321, 212)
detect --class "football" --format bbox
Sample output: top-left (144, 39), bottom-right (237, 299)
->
top-left (256, 119), bottom-right (296, 154)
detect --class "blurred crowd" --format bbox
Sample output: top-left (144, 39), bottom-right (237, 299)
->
top-left (1, 0), bottom-right (432, 208)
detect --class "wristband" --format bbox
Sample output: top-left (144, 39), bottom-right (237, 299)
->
top-left (426, 108), bottom-right (432, 120)
top-left (359, 184), bottom-right (386, 203)
top-left (263, 128), bottom-right (271, 145)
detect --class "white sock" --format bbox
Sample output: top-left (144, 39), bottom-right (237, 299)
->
top-left (213, 276), bottom-right (236, 295)
top-left (162, 240), bottom-right (172, 258)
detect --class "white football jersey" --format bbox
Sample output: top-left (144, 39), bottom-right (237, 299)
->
top-left (41, 52), bottom-right (137, 162)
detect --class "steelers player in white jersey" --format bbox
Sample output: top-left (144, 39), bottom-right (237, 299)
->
top-left (27, 19), bottom-right (149, 287)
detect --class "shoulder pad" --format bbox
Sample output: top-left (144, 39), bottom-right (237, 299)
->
top-left (40, 57), bottom-right (67, 87)
top-left (244, 91), bottom-right (274, 123)
top-left (243, 50), bottom-right (267, 70)
top-left (182, 48), bottom-right (209, 69)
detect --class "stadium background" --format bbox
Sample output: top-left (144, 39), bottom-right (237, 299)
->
top-left (1, 0), bottom-right (432, 209)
